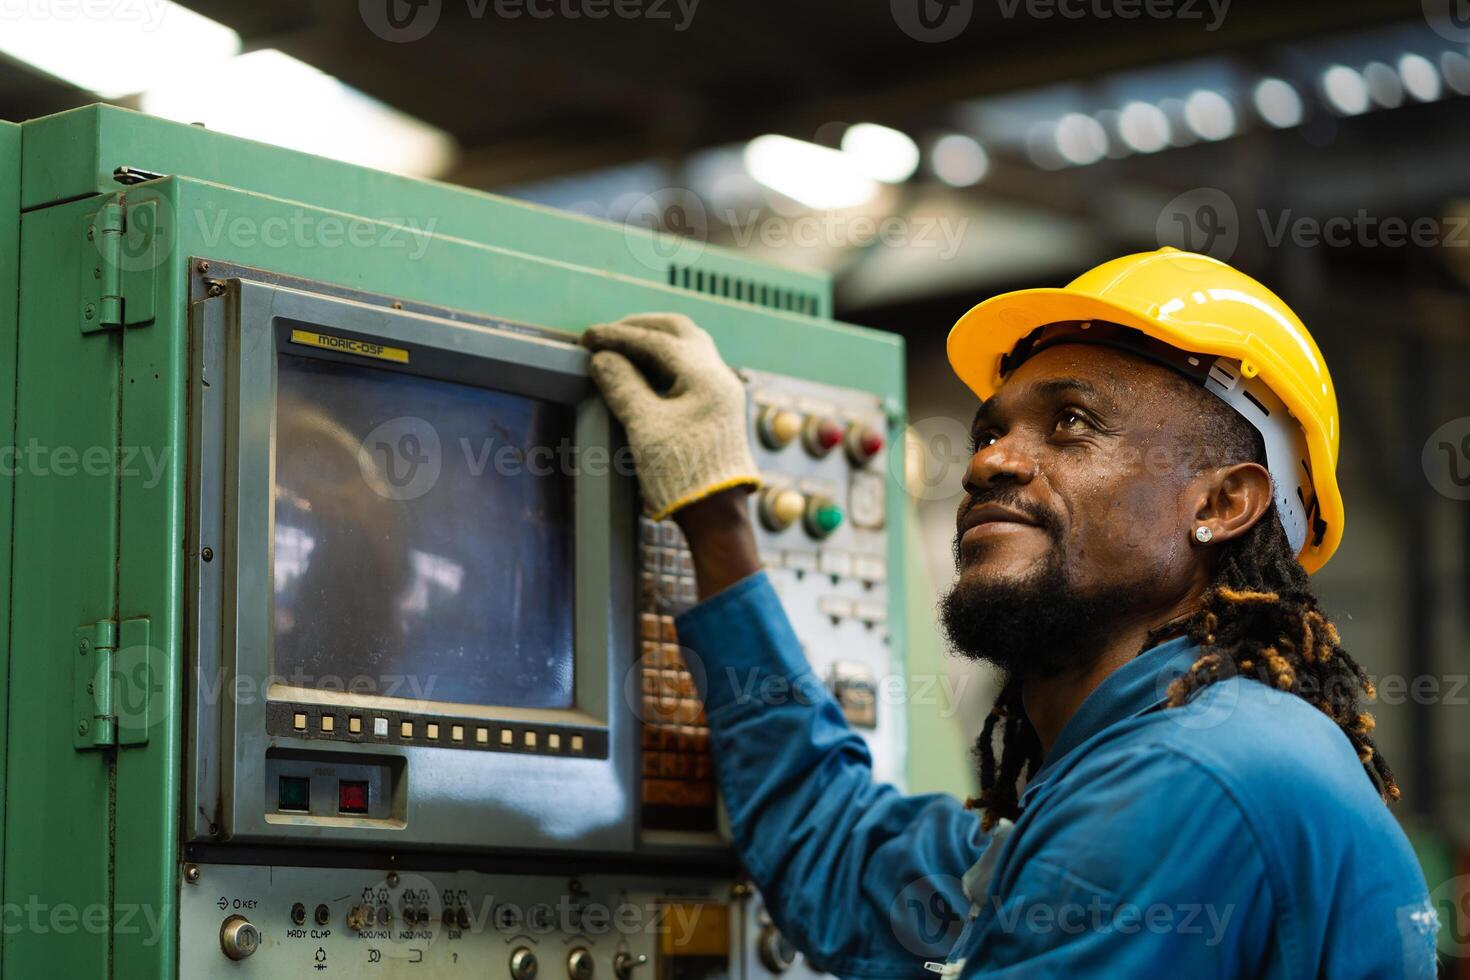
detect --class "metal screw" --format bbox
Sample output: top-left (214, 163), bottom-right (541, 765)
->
top-left (83, 304), bottom-right (95, 320)
top-left (386, 872), bottom-right (399, 889)
top-left (197, 261), bottom-right (210, 274)
top-left (93, 267), bottom-right (101, 279)
top-left (86, 227), bottom-right (95, 241)
top-left (78, 720), bottom-right (89, 735)
top-left (206, 283), bottom-right (225, 297)
top-left (184, 864), bottom-right (201, 884)
top-left (201, 546), bottom-right (214, 562)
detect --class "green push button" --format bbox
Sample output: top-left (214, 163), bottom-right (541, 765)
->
top-left (806, 499), bottom-right (844, 538)
top-left (278, 775), bottom-right (310, 812)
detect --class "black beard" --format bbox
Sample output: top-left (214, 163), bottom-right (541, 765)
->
top-left (940, 535), bottom-right (1135, 683)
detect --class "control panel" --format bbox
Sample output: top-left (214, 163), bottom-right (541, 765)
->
top-left (180, 863), bottom-right (817, 977)
top-left (636, 370), bottom-right (901, 836)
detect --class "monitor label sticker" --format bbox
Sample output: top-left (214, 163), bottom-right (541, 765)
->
top-left (290, 329), bottom-right (409, 364)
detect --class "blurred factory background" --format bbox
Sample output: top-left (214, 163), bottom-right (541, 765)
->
top-left (4, 0), bottom-right (1467, 918)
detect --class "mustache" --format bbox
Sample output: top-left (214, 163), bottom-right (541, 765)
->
top-left (956, 490), bottom-right (1061, 537)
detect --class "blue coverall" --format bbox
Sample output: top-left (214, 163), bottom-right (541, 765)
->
top-left (674, 571), bottom-right (1438, 978)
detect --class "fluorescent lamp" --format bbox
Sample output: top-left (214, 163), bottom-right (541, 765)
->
top-left (141, 50), bottom-right (456, 178)
top-left (841, 123), bottom-right (920, 183)
top-left (0, 0), bottom-right (240, 97)
top-left (743, 135), bottom-right (878, 210)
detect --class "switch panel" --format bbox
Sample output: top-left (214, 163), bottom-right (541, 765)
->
top-left (635, 369), bottom-right (902, 839)
top-left (179, 864), bottom-right (797, 978)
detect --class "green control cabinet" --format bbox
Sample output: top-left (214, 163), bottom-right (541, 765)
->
top-left (0, 105), bottom-right (964, 979)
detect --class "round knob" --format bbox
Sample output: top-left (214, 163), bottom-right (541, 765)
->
top-left (510, 946), bottom-right (540, 980)
top-left (801, 416), bottom-right (844, 457)
top-left (804, 497), bottom-right (843, 539)
top-left (845, 424), bottom-right (884, 465)
top-left (756, 924), bottom-right (798, 973)
top-left (219, 915), bottom-right (260, 961)
top-left (568, 946), bottom-right (595, 980)
top-left (757, 407), bottom-right (802, 450)
top-left (758, 487), bottom-right (806, 532)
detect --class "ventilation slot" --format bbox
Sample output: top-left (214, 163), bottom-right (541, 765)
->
top-left (667, 264), bottom-right (819, 315)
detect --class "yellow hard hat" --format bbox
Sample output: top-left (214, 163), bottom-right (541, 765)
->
top-left (947, 247), bottom-right (1342, 573)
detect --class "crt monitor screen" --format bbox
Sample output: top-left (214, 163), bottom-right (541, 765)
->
top-left (271, 351), bottom-right (576, 710)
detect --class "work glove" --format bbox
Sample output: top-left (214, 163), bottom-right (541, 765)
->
top-left (582, 313), bottom-right (760, 519)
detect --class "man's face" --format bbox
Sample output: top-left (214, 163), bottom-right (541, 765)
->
top-left (942, 343), bottom-right (1205, 676)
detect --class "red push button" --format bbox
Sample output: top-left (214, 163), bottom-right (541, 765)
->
top-left (846, 425), bottom-right (884, 465)
top-left (803, 417), bottom-right (844, 457)
top-left (338, 780), bottom-right (369, 814)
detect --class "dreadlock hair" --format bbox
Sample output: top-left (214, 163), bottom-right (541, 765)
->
top-left (965, 366), bottom-right (1397, 832)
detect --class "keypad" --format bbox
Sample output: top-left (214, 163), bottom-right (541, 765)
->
top-left (637, 516), bottom-right (716, 825)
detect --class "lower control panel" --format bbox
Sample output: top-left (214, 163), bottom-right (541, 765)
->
top-left (179, 863), bottom-right (818, 978)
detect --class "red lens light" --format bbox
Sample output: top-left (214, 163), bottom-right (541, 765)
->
top-left (338, 780), bottom-right (369, 814)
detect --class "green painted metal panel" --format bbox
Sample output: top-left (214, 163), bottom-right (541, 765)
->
top-left (5, 193), bottom-right (121, 978)
top-left (19, 105), bottom-right (832, 318)
top-left (112, 187), bottom-right (182, 979)
top-left (0, 120), bottom-right (19, 951)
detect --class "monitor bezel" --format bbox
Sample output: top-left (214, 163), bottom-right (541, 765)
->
top-left (187, 274), bottom-right (638, 853)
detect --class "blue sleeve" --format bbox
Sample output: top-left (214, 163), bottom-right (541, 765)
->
top-left (675, 571), bottom-right (991, 978)
top-left (963, 743), bottom-right (1275, 977)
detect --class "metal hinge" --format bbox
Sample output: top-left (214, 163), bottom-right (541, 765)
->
top-left (81, 197), bottom-right (160, 334)
top-left (74, 617), bottom-right (154, 749)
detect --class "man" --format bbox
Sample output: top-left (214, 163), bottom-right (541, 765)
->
top-left (582, 248), bottom-right (1436, 977)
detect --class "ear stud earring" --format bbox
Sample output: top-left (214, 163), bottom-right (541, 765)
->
top-left (1194, 526), bottom-right (1214, 543)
